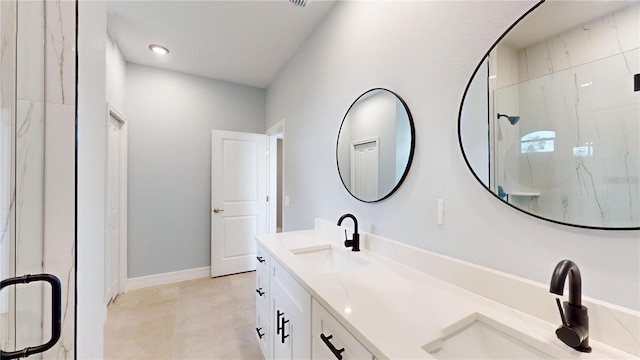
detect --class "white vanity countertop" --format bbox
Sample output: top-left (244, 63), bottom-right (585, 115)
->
top-left (257, 230), bottom-right (637, 360)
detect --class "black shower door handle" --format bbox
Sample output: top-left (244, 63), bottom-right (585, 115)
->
top-left (0, 274), bottom-right (62, 360)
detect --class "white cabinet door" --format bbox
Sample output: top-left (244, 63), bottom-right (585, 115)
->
top-left (271, 274), bottom-right (311, 360)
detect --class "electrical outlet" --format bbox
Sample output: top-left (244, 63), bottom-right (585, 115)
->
top-left (284, 195), bottom-right (290, 207)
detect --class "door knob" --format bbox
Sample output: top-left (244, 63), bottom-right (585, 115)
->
top-left (213, 208), bottom-right (224, 213)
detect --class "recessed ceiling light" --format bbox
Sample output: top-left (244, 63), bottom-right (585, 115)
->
top-left (149, 44), bottom-right (169, 55)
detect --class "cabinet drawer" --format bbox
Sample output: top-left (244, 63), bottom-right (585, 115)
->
top-left (256, 305), bottom-right (270, 358)
top-left (312, 299), bottom-right (373, 360)
top-left (256, 243), bottom-right (270, 276)
top-left (256, 266), bottom-right (269, 315)
top-left (271, 258), bottom-right (311, 328)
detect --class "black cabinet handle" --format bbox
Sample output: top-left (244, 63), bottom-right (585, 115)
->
top-left (276, 310), bottom-right (284, 335)
top-left (256, 327), bottom-right (265, 339)
top-left (320, 333), bottom-right (345, 360)
top-left (256, 256), bottom-right (266, 263)
top-left (256, 288), bottom-right (265, 297)
top-left (0, 274), bottom-right (62, 359)
top-left (280, 316), bottom-right (289, 344)
top-left (276, 309), bottom-right (289, 343)
top-left (281, 317), bottom-right (290, 344)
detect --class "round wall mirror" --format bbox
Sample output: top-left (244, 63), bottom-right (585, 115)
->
top-left (337, 88), bottom-right (415, 202)
top-left (459, 1), bottom-right (639, 229)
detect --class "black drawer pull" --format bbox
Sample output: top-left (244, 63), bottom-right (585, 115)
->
top-left (281, 318), bottom-right (290, 343)
top-left (256, 327), bottom-right (265, 339)
top-left (256, 288), bottom-right (265, 296)
top-left (320, 333), bottom-right (345, 360)
top-left (256, 256), bottom-right (266, 263)
top-left (276, 310), bottom-right (284, 335)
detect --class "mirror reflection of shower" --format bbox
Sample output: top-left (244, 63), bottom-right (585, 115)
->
top-left (497, 113), bottom-right (520, 125)
top-left (460, 1), bottom-right (640, 228)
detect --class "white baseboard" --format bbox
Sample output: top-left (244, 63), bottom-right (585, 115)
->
top-left (126, 266), bottom-right (211, 291)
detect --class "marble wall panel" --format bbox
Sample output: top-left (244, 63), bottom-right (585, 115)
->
top-left (0, 0), bottom-right (17, 351)
top-left (43, 0), bottom-right (77, 358)
top-left (15, 98), bottom-right (44, 350)
top-left (16, 1), bottom-right (44, 102)
top-left (517, 5), bottom-right (639, 82)
top-left (43, 103), bottom-right (76, 359)
top-left (45, 0), bottom-right (76, 106)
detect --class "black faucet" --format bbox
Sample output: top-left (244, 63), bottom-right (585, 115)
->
top-left (337, 213), bottom-right (360, 252)
top-left (549, 260), bottom-right (591, 353)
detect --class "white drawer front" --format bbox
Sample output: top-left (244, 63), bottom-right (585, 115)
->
top-left (256, 305), bottom-right (270, 358)
top-left (312, 299), bottom-right (373, 360)
top-left (256, 266), bottom-right (269, 314)
top-left (256, 243), bottom-right (270, 276)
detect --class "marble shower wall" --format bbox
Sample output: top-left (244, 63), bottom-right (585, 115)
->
top-left (492, 4), bottom-right (639, 228)
top-left (15, 0), bottom-right (46, 351)
top-left (42, 1), bottom-right (76, 358)
top-left (4, 0), bottom-right (76, 358)
top-left (0, 0), bottom-right (16, 351)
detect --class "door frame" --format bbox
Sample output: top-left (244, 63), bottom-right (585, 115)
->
top-left (105, 104), bottom-right (128, 301)
top-left (266, 120), bottom-right (285, 234)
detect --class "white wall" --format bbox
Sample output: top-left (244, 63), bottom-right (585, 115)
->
top-left (125, 64), bottom-right (265, 277)
top-left (77, 1), bottom-right (106, 358)
top-left (266, 1), bottom-right (640, 310)
top-left (106, 34), bottom-right (126, 113)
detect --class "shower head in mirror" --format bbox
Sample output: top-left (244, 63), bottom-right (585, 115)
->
top-left (497, 113), bottom-right (520, 125)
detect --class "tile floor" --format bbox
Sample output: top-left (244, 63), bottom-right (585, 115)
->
top-left (104, 271), bottom-right (263, 359)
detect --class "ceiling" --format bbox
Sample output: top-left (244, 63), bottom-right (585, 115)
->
top-left (501, 1), bottom-right (636, 49)
top-left (107, 0), bottom-right (337, 89)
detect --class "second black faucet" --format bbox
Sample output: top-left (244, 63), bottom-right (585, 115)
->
top-left (337, 213), bottom-right (360, 251)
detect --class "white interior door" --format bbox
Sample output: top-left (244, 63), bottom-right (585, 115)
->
top-left (211, 130), bottom-right (267, 277)
top-left (104, 114), bottom-right (121, 303)
top-left (351, 139), bottom-right (379, 200)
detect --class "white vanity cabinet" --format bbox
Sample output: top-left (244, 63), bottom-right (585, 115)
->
top-left (256, 242), bottom-right (312, 360)
top-left (311, 299), bottom-right (374, 360)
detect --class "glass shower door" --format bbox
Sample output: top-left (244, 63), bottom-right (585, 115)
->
top-left (0, 1), bottom-right (63, 358)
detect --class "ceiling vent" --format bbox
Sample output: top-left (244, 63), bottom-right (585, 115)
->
top-left (289, 0), bottom-right (307, 8)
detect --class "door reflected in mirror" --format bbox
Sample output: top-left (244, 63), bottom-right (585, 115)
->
top-left (337, 88), bottom-right (415, 202)
top-left (459, 1), bottom-right (639, 229)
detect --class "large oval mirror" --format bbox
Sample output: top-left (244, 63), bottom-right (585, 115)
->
top-left (459, 1), bottom-right (639, 229)
top-left (337, 88), bottom-right (415, 202)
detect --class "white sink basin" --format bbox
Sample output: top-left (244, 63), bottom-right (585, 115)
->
top-left (290, 245), bottom-right (369, 273)
top-left (423, 314), bottom-right (558, 359)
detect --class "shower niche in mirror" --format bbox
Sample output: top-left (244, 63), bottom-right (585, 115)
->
top-left (459, 0), bottom-right (639, 229)
top-left (337, 88), bottom-right (415, 202)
